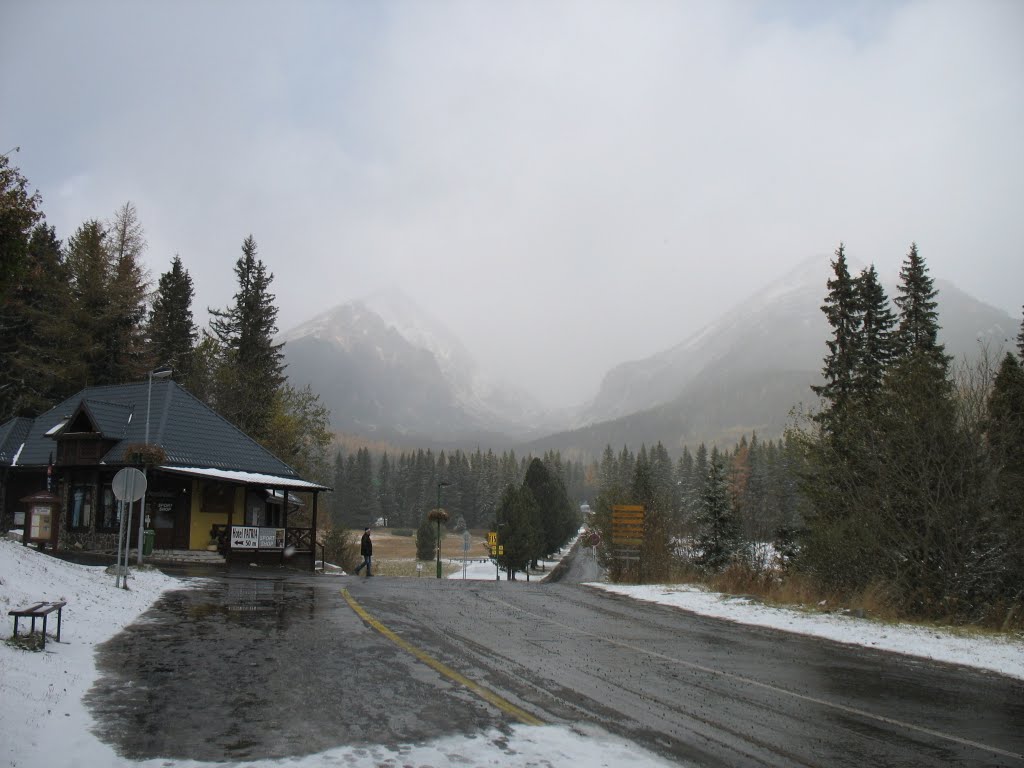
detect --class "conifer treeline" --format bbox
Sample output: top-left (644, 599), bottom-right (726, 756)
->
top-left (327, 447), bottom-right (590, 532)
top-left (0, 157), bottom-right (332, 482)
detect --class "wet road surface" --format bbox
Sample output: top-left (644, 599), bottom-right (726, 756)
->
top-left (88, 553), bottom-right (1024, 766)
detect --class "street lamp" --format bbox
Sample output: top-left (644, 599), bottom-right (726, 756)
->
top-left (137, 366), bottom-right (172, 564)
top-left (1, 146), bottom-right (19, 159)
top-left (435, 480), bottom-right (450, 578)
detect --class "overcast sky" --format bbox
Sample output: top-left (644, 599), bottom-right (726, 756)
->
top-left (2, 1), bottom-right (1022, 408)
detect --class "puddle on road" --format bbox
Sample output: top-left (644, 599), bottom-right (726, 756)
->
top-left (85, 573), bottom-right (496, 762)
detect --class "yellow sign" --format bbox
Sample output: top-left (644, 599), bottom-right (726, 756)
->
top-left (487, 531), bottom-right (498, 547)
top-left (611, 504), bottom-right (645, 546)
top-left (490, 545), bottom-right (504, 556)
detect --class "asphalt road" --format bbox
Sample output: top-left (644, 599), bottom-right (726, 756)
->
top-left (87, 549), bottom-right (1024, 766)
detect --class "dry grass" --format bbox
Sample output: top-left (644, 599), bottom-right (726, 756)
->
top-left (356, 528), bottom-right (491, 578)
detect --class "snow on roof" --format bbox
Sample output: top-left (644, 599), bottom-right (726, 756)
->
top-left (159, 465), bottom-right (329, 491)
top-left (11, 442), bottom-right (24, 466)
top-left (44, 419), bottom-right (69, 436)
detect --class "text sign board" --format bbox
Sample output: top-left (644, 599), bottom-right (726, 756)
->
top-left (258, 527), bottom-right (285, 549)
top-left (611, 504), bottom-right (645, 546)
top-left (490, 545), bottom-right (504, 556)
top-left (232, 526), bottom-right (259, 549)
top-left (487, 531), bottom-right (498, 547)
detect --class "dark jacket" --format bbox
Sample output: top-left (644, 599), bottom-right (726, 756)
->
top-left (360, 532), bottom-right (372, 557)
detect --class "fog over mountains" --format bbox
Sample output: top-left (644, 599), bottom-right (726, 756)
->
top-left (281, 258), bottom-right (1018, 456)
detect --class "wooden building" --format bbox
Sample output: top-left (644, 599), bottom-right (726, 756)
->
top-left (0, 380), bottom-right (329, 570)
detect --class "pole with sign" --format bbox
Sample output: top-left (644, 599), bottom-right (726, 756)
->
top-left (112, 467), bottom-right (147, 588)
top-left (611, 504), bottom-right (645, 582)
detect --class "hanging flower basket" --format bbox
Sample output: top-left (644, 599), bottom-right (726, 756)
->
top-left (122, 443), bottom-right (167, 466)
top-left (427, 508), bottom-right (450, 524)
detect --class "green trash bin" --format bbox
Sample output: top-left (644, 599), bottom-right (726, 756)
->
top-left (143, 529), bottom-right (155, 556)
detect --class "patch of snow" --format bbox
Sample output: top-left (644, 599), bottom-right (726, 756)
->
top-left (11, 442), bottom-right (24, 466)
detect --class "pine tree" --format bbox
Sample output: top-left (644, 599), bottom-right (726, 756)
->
top-left (812, 243), bottom-right (860, 438)
top-left (149, 255), bottom-right (197, 382)
top-left (207, 235), bottom-right (286, 441)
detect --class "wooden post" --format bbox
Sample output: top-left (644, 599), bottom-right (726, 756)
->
top-left (310, 491), bottom-right (319, 572)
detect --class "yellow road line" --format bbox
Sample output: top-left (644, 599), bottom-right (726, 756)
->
top-left (341, 589), bottom-right (544, 727)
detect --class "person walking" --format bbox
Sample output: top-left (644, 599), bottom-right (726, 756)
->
top-left (354, 527), bottom-right (373, 577)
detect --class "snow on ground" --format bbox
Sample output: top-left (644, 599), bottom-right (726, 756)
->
top-left (591, 582), bottom-right (1024, 681)
top-left (0, 538), bottom-right (674, 768)
top-left (3, 535), bottom-right (1022, 768)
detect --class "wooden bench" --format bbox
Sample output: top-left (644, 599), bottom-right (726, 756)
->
top-left (9, 601), bottom-right (66, 649)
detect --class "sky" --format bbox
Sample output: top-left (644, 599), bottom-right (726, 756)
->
top-left (2, 1), bottom-right (1022, 408)
top-left (3, 536), bottom-right (1022, 767)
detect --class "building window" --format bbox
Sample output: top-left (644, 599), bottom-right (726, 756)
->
top-left (98, 485), bottom-right (117, 531)
top-left (70, 485), bottom-right (94, 529)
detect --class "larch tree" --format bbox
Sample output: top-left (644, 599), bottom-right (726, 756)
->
top-left (103, 202), bottom-right (149, 383)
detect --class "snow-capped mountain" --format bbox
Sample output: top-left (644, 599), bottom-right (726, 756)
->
top-left (279, 289), bottom-right (546, 442)
top-left (531, 256), bottom-right (1018, 456)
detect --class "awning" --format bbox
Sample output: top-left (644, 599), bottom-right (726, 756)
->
top-left (158, 465), bottom-right (331, 492)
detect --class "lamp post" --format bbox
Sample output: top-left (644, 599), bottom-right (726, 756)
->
top-left (137, 366), bottom-right (173, 564)
top-left (435, 480), bottom-right (450, 578)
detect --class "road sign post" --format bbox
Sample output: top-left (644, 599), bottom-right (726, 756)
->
top-left (112, 467), bottom-right (147, 588)
top-left (611, 504), bottom-right (645, 582)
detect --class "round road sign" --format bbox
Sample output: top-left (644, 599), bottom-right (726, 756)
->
top-left (112, 467), bottom-right (147, 502)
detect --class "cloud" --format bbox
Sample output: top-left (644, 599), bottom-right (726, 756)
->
top-left (2, 0), bottom-right (1021, 408)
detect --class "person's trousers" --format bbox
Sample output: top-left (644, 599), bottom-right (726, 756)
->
top-left (355, 555), bottom-right (372, 576)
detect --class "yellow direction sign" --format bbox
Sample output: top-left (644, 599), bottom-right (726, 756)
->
top-left (487, 531), bottom-right (498, 547)
top-left (611, 504), bottom-right (645, 546)
top-left (490, 545), bottom-right (504, 556)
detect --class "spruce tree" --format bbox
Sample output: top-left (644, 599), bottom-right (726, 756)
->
top-left (694, 452), bottom-right (740, 571)
top-left (207, 235), bottom-right (286, 441)
top-left (0, 224), bottom-right (78, 419)
top-left (0, 154), bottom-right (42, 304)
top-left (1017, 306), bottom-right (1024, 360)
top-left (149, 255), bottom-right (197, 382)
top-left (812, 243), bottom-right (860, 438)
top-left (852, 264), bottom-right (897, 402)
top-left (523, 457), bottom-right (575, 561)
top-left (893, 242), bottom-right (949, 370)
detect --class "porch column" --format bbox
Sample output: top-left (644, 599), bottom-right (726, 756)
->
top-left (311, 491), bottom-right (319, 572)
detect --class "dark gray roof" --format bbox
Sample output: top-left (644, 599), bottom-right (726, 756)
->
top-left (78, 399), bottom-right (133, 439)
top-left (0, 381), bottom-right (305, 480)
top-left (0, 417), bottom-right (32, 465)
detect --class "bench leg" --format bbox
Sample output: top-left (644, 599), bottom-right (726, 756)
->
top-left (55, 609), bottom-right (62, 643)
top-left (40, 615), bottom-right (47, 649)
top-left (12, 616), bottom-right (19, 639)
